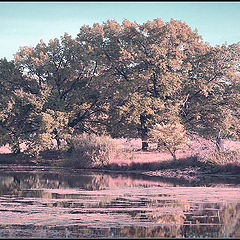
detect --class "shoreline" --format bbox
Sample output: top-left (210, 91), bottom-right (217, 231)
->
top-left (0, 146), bottom-right (239, 185)
top-left (0, 160), bottom-right (239, 186)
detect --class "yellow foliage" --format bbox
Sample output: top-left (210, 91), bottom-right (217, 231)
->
top-left (149, 122), bottom-right (188, 155)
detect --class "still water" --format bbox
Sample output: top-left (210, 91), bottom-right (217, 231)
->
top-left (0, 165), bottom-right (239, 238)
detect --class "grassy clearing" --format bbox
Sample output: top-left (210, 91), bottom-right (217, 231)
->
top-left (0, 136), bottom-right (239, 175)
top-left (102, 137), bottom-right (240, 174)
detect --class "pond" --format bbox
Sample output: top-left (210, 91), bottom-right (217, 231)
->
top-left (0, 165), bottom-right (240, 238)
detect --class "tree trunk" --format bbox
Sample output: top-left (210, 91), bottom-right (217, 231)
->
top-left (140, 114), bottom-right (148, 151)
top-left (142, 141), bottom-right (148, 151)
top-left (56, 139), bottom-right (61, 150)
top-left (66, 139), bottom-right (74, 153)
top-left (54, 128), bottom-right (61, 150)
top-left (168, 150), bottom-right (177, 161)
top-left (12, 143), bottom-right (21, 154)
top-left (164, 142), bottom-right (177, 161)
top-left (172, 151), bottom-right (177, 161)
top-left (216, 130), bottom-right (222, 152)
top-left (157, 141), bottom-right (163, 150)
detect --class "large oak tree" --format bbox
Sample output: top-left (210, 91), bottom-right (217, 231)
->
top-left (1, 18), bottom-right (238, 156)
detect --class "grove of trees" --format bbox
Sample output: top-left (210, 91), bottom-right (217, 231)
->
top-left (0, 18), bottom-right (239, 158)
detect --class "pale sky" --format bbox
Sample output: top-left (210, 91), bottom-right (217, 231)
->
top-left (1, 1), bottom-right (240, 60)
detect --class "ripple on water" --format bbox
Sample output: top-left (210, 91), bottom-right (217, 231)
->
top-left (0, 168), bottom-right (239, 238)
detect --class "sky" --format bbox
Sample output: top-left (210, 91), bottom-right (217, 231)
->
top-left (1, 1), bottom-right (240, 60)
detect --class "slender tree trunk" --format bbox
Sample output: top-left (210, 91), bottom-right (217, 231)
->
top-left (216, 130), bottom-right (222, 152)
top-left (54, 128), bottom-right (61, 150)
top-left (12, 143), bottom-right (21, 154)
top-left (172, 151), bottom-right (177, 161)
top-left (66, 139), bottom-right (74, 153)
top-left (163, 142), bottom-right (177, 161)
top-left (168, 150), bottom-right (177, 161)
top-left (157, 140), bottom-right (163, 150)
top-left (56, 139), bottom-right (61, 150)
top-left (140, 114), bottom-right (148, 151)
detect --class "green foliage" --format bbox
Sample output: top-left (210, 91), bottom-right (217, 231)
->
top-left (180, 43), bottom-right (240, 143)
top-left (24, 109), bottom-right (73, 157)
top-left (98, 19), bottom-right (198, 149)
top-left (0, 58), bottom-right (35, 153)
top-left (0, 18), bottom-right (239, 159)
top-left (67, 133), bottom-right (121, 168)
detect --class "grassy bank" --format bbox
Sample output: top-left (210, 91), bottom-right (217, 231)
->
top-left (0, 137), bottom-right (239, 178)
top-left (0, 149), bottom-right (239, 176)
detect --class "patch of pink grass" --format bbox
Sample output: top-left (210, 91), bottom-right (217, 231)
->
top-left (111, 137), bottom-right (240, 166)
top-left (0, 142), bottom-right (28, 154)
top-left (0, 144), bottom-right (11, 154)
top-left (111, 138), bottom-right (189, 166)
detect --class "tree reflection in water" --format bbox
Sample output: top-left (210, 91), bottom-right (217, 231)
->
top-left (0, 167), bottom-right (239, 238)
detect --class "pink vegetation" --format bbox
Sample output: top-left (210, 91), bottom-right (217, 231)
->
top-left (111, 137), bottom-right (240, 165)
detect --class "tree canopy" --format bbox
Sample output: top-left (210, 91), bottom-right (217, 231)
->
top-left (0, 18), bottom-right (239, 156)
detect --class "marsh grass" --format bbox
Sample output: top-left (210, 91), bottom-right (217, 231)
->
top-left (205, 150), bottom-right (239, 165)
top-left (200, 150), bottom-right (240, 174)
top-left (103, 156), bottom-right (200, 171)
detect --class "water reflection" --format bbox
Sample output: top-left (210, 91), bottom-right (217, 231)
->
top-left (0, 166), bottom-right (239, 238)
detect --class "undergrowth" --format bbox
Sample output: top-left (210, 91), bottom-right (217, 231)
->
top-left (64, 133), bottom-right (122, 168)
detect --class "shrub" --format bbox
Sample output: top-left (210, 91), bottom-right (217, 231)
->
top-left (186, 135), bottom-right (216, 161)
top-left (67, 133), bottom-right (121, 168)
top-left (206, 150), bottom-right (240, 166)
top-left (149, 122), bottom-right (188, 161)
